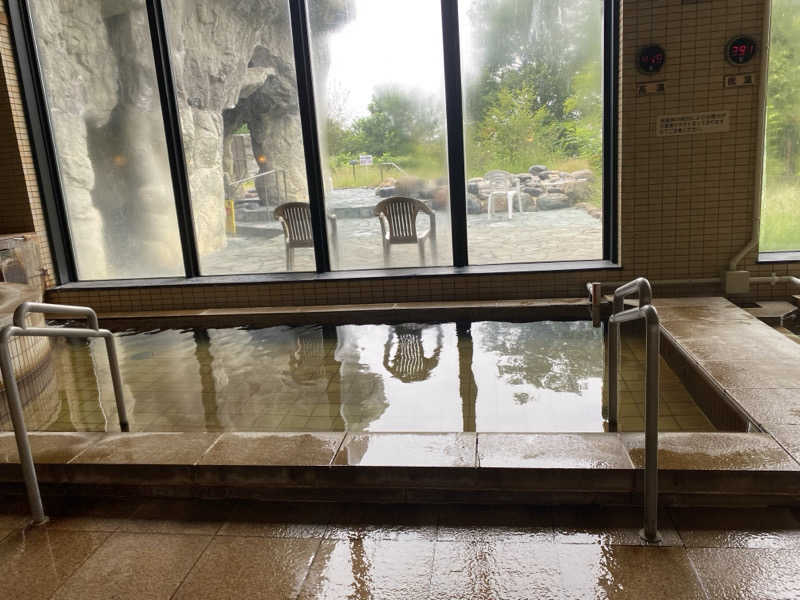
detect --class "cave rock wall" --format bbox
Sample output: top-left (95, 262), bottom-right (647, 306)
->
top-left (30, 0), bottom-right (349, 277)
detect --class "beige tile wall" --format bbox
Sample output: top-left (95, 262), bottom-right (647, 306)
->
top-left (0, 8), bottom-right (55, 287)
top-left (0, 10), bottom-right (32, 235)
top-left (0, 0), bottom-right (797, 312)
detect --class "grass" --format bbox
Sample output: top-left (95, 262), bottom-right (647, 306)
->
top-left (760, 181), bottom-right (800, 252)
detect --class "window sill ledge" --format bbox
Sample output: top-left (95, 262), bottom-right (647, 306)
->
top-left (757, 251), bottom-right (800, 264)
top-left (51, 259), bottom-right (621, 291)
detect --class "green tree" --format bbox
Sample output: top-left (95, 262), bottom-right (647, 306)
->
top-left (326, 117), bottom-right (363, 157)
top-left (563, 59), bottom-right (603, 171)
top-left (463, 0), bottom-right (604, 181)
top-left (765, 0), bottom-right (800, 177)
top-left (354, 86), bottom-right (442, 157)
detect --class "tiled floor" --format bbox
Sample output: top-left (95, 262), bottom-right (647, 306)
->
top-left (3, 321), bottom-right (715, 434)
top-left (2, 496), bottom-right (799, 599)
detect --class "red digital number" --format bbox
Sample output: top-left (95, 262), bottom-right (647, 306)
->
top-left (729, 40), bottom-right (755, 62)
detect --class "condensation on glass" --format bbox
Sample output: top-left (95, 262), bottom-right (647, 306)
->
top-left (761, 0), bottom-right (800, 252)
top-left (307, 0), bottom-right (453, 270)
top-left (28, 1), bottom-right (184, 279)
top-left (164, 0), bottom-right (313, 275)
top-left (459, 0), bottom-right (605, 265)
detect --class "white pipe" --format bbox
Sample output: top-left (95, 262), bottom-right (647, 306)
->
top-left (730, 0), bottom-right (772, 271)
top-left (591, 278), bottom-right (720, 292)
top-left (750, 274), bottom-right (800, 288)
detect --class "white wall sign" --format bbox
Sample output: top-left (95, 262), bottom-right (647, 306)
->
top-left (656, 111), bottom-right (730, 137)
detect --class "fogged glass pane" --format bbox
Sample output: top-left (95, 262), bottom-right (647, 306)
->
top-left (460, 0), bottom-right (604, 265)
top-left (165, 0), bottom-right (314, 275)
top-left (29, 1), bottom-right (184, 279)
top-left (308, 0), bottom-right (453, 270)
top-left (762, 0), bottom-right (800, 252)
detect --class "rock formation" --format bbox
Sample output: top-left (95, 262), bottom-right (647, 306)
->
top-left (29, 0), bottom-right (349, 278)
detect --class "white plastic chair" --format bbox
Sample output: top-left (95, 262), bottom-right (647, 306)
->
top-left (485, 170), bottom-right (520, 219)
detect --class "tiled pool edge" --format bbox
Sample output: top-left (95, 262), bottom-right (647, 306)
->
top-left (83, 298), bottom-right (594, 329)
top-left (2, 296), bottom-right (798, 507)
top-left (654, 297), bottom-right (800, 472)
top-left (0, 431), bottom-right (798, 507)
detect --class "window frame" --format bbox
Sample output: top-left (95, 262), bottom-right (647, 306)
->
top-left (758, 0), bottom-right (800, 263)
top-left (8, 0), bottom-right (619, 286)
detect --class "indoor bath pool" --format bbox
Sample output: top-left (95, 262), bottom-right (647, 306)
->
top-left (2, 320), bottom-right (715, 434)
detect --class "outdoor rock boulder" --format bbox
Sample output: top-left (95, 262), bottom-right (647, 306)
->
top-left (522, 184), bottom-right (545, 197)
top-left (537, 192), bottom-right (572, 210)
top-left (528, 165), bottom-right (547, 175)
top-left (515, 191), bottom-right (535, 212)
top-left (571, 169), bottom-right (595, 181)
top-left (467, 178), bottom-right (482, 194)
top-left (516, 173), bottom-right (533, 184)
top-left (467, 193), bottom-right (482, 214)
top-left (376, 185), bottom-right (396, 197)
top-left (432, 186), bottom-right (449, 210)
top-left (395, 176), bottom-right (424, 195)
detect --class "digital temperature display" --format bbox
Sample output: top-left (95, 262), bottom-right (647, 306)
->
top-left (637, 45), bottom-right (665, 74)
top-left (726, 36), bottom-right (757, 65)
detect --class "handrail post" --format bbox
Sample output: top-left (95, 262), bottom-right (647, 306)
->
top-left (607, 294), bottom-right (624, 430)
top-left (608, 278), bottom-right (661, 544)
top-left (607, 277), bottom-right (653, 430)
top-left (642, 312), bottom-right (662, 544)
top-left (102, 331), bottom-right (129, 432)
top-left (0, 326), bottom-right (47, 525)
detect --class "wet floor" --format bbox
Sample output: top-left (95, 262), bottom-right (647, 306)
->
top-left (1, 496), bottom-right (798, 599)
top-left (3, 320), bottom-right (715, 434)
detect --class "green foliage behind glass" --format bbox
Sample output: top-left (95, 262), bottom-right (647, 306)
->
top-left (762, 0), bottom-right (800, 251)
top-left (325, 0), bottom-right (604, 206)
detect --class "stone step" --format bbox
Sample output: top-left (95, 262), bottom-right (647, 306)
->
top-left (0, 431), bottom-right (798, 508)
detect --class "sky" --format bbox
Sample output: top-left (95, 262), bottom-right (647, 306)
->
top-left (322, 0), bottom-right (478, 122)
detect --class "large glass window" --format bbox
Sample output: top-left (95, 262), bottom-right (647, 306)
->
top-left (460, 0), bottom-right (605, 265)
top-left (29, 0), bottom-right (184, 279)
top-left (19, 0), bottom-right (614, 282)
top-left (307, 0), bottom-right (454, 270)
top-left (762, 0), bottom-right (800, 253)
top-left (164, 0), bottom-right (313, 274)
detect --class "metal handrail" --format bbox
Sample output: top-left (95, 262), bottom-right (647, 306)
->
top-left (607, 277), bottom-right (652, 428)
top-left (0, 302), bottom-right (128, 524)
top-left (607, 278), bottom-right (661, 544)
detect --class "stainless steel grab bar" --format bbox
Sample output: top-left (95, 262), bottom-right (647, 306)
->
top-left (0, 302), bottom-right (129, 524)
top-left (607, 277), bottom-right (652, 429)
top-left (608, 280), bottom-right (661, 544)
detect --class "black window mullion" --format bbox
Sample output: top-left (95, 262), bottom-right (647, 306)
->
top-left (145, 0), bottom-right (200, 278)
top-left (288, 0), bottom-right (331, 274)
top-left (8, 0), bottom-right (77, 284)
top-left (603, 0), bottom-right (619, 264)
top-left (441, 0), bottom-right (469, 268)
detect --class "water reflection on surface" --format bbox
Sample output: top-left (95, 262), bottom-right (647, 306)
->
top-left (5, 320), bottom-right (713, 433)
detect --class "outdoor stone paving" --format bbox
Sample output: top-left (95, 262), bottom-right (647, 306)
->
top-left (202, 188), bottom-right (602, 275)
